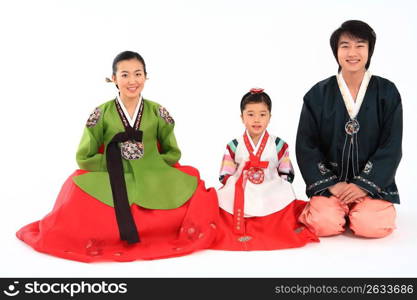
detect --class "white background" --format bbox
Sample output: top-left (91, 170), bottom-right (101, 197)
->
top-left (1, 0), bottom-right (416, 277)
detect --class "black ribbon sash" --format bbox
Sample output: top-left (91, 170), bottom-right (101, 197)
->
top-left (105, 98), bottom-right (144, 244)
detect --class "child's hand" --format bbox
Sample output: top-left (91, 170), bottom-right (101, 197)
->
top-left (339, 184), bottom-right (367, 204)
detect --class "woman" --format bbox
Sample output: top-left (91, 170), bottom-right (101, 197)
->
top-left (17, 51), bottom-right (219, 262)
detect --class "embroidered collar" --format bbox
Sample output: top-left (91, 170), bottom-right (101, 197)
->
top-left (116, 95), bottom-right (143, 127)
top-left (245, 130), bottom-right (267, 153)
top-left (337, 70), bottom-right (372, 119)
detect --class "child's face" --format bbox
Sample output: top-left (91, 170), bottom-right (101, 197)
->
top-left (241, 102), bottom-right (271, 138)
top-left (112, 59), bottom-right (146, 101)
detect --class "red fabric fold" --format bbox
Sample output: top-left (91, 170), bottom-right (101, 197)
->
top-left (17, 167), bottom-right (219, 262)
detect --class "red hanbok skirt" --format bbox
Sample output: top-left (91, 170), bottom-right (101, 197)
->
top-left (17, 166), bottom-right (219, 262)
top-left (210, 200), bottom-right (318, 251)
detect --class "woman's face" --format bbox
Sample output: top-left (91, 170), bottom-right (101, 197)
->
top-left (112, 59), bottom-right (146, 101)
top-left (337, 33), bottom-right (369, 74)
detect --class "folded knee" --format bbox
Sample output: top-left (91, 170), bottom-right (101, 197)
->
top-left (299, 197), bottom-right (347, 237)
top-left (349, 199), bottom-right (396, 238)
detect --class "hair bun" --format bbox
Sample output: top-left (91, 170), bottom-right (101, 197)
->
top-left (105, 77), bottom-right (113, 83)
top-left (250, 88), bottom-right (264, 94)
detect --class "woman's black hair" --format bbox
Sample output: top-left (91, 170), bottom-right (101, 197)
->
top-left (112, 51), bottom-right (147, 76)
top-left (240, 90), bottom-right (272, 113)
top-left (330, 20), bottom-right (376, 71)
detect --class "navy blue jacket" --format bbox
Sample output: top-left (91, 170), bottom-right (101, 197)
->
top-left (296, 75), bottom-right (402, 203)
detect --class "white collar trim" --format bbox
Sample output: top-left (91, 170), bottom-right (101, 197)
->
top-left (337, 70), bottom-right (372, 119)
top-left (116, 95), bottom-right (142, 127)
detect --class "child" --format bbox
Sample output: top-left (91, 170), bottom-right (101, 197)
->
top-left (210, 88), bottom-right (318, 250)
top-left (17, 51), bottom-right (219, 262)
top-left (296, 20), bottom-right (401, 238)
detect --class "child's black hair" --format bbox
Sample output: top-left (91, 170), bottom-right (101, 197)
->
top-left (330, 20), bottom-right (376, 72)
top-left (240, 89), bottom-right (272, 113)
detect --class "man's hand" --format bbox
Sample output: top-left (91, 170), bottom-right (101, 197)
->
top-left (328, 182), bottom-right (349, 197)
top-left (338, 183), bottom-right (367, 204)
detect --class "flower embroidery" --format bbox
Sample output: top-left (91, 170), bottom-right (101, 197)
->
top-left (237, 236), bottom-right (252, 242)
top-left (158, 106), bottom-right (175, 124)
top-left (318, 162), bottom-right (330, 175)
top-left (86, 107), bottom-right (101, 128)
top-left (180, 224), bottom-right (201, 241)
top-left (120, 140), bottom-right (144, 160)
top-left (85, 239), bottom-right (104, 257)
top-left (363, 161), bottom-right (373, 175)
top-left (354, 176), bottom-right (382, 193)
top-left (307, 175), bottom-right (337, 191)
top-left (247, 167), bottom-right (265, 184)
top-left (294, 226), bottom-right (305, 234)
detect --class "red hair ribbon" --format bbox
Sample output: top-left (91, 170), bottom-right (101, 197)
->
top-left (250, 88), bottom-right (264, 94)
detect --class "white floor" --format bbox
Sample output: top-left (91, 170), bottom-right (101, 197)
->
top-left (2, 203), bottom-right (416, 278)
top-left (1, 0), bottom-right (417, 280)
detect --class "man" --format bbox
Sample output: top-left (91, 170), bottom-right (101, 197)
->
top-left (296, 20), bottom-right (402, 238)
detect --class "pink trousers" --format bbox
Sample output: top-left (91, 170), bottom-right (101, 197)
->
top-left (298, 196), bottom-right (396, 238)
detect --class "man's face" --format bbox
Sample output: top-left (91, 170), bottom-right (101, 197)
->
top-left (337, 33), bottom-right (369, 73)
